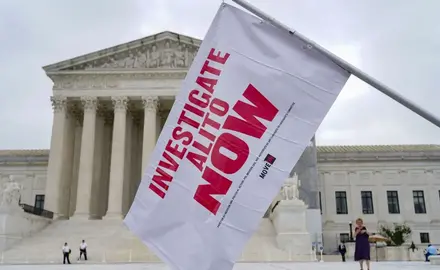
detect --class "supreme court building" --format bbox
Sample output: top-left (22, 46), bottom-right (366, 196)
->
top-left (44, 31), bottom-right (200, 220)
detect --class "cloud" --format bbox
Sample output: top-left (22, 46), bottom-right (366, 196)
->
top-left (0, 0), bottom-right (439, 149)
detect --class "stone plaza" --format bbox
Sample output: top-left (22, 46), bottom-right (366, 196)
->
top-left (0, 262), bottom-right (436, 270)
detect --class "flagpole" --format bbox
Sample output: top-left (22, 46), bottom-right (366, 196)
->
top-left (231, 0), bottom-right (440, 128)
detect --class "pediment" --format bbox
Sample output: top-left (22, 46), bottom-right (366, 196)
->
top-left (43, 31), bottom-right (201, 73)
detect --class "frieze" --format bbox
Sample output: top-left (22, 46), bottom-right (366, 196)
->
top-left (62, 39), bottom-right (198, 71)
top-left (51, 72), bottom-right (187, 90)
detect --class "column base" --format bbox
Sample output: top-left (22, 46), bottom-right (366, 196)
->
top-left (89, 214), bottom-right (103, 220)
top-left (71, 212), bottom-right (91, 220)
top-left (103, 212), bottom-right (125, 220)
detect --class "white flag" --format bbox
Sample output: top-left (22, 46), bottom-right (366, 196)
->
top-left (125, 3), bottom-right (349, 270)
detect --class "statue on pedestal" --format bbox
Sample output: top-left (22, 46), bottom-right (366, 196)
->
top-left (281, 173), bottom-right (301, 200)
top-left (271, 174), bottom-right (311, 254)
top-left (0, 176), bottom-right (23, 208)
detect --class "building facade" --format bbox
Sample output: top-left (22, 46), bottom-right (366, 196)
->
top-left (1, 31), bottom-right (439, 252)
top-left (318, 145), bottom-right (440, 249)
top-left (1, 144), bottom-right (440, 251)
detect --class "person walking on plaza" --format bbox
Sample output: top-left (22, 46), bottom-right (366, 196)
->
top-left (62, 242), bottom-right (71, 264)
top-left (338, 241), bottom-right (347, 262)
top-left (79, 239), bottom-right (88, 261)
top-left (354, 218), bottom-right (370, 270)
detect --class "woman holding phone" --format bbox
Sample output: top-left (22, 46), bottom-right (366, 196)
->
top-left (354, 218), bottom-right (370, 270)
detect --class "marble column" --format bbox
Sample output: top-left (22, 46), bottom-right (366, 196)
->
top-left (122, 111), bottom-right (133, 214)
top-left (90, 109), bottom-right (105, 219)
top-left (132, 115), bottom-right (143, 204)
top-left (68, 113), bottom-right (83, 217)
top-left (73, 97), bottom-right (98, 219)
top-left (99, 114), bottom-right (113, 217)
top-left (141, 96), bottom-right (159, 176)
top-left (45, 96), bottom-right (75, 219)
top-left (105, 96), bottom-right (128, 219)
top-left (129, 113), bottom-right (141, 207)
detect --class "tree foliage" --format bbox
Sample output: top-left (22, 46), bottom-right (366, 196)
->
top-left (379, 223), bottom-right (412, 246)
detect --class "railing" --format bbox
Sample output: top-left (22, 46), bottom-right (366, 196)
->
top-left (19, 203), bottom-right (54, 219)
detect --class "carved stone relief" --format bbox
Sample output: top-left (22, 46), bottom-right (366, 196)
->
top-left (62, 39), bottom-right (198, 71)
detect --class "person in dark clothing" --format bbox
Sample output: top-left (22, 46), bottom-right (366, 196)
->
top-left (409, 241), bottom-right (417, 253)
top-left (62, 242), bottom-right (71, 264)
top-left (338, 241), bottom-right (347, 262)
top-left (354, 218), bottom-right (370, 270)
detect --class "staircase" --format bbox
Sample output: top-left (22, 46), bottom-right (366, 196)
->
top-left (1, 218), bottom-right (313, 264)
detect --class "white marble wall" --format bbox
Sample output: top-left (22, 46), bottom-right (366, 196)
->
top-left (319, 160), bottom-right (440, 251)
top-left (0, 166), bottom-right (47, 206)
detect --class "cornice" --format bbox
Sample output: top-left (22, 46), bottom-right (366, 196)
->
top-left (3, 147), bottom-right (440, 166)
top-left (46, 69), bottom-right (188, 76)
top-left (0, 161), bottom-right (48, 166)
top-left (317, 151), bottom-right (440, 163)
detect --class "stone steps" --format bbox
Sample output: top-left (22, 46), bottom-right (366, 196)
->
top-left (1, 218), bottom-right (316, 264)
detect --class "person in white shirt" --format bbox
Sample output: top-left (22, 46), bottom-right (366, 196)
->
top-left (79, 240), bottom-right (88, 261)
top-left (62, 243), bottom-right (71, 264)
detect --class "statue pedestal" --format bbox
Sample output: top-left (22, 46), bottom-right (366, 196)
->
top-left (271, 200), bottom-right (311, 255)
top-left (0, 205), bottom-right (51, 252)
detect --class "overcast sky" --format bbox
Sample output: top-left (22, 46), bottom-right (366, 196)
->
top-left (1, 0), bottom-right (439, 149)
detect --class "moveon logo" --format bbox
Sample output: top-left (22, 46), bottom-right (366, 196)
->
top-left (259, 154), bottom-right (276, 179)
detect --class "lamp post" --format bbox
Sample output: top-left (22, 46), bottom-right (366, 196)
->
top-left (349, 221), bottom-right (354, 242)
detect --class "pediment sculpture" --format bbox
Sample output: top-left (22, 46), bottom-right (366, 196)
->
top-left (66, 39), bottom-right (199, 71)
top-left (0, 175), bottom-right (23, 208)
top-left (281, 173), bottom-right (301, 200)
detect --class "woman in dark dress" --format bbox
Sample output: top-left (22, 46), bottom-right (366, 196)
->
top-left (354, 218), bottom-right (370, 270)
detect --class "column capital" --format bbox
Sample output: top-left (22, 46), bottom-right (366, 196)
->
top-left (111, 96), bottom-right (128, 112)
top-left (81, 96), bottom-right (98, 112)
top-left (142, 96), bottom-right (159, 112)
top-left (50, 96), bottom-right (68, 113)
